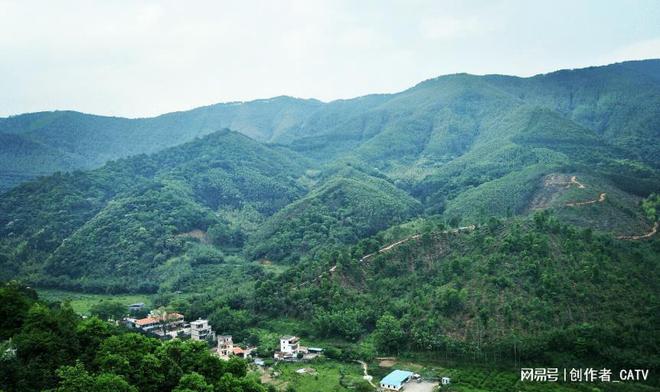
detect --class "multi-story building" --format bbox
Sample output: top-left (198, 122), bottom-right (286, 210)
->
top-left (274, 336), bottom-right (308, 360)
top-left (216, 335), bottom-right (233, 360)
top-left (131, 312), bottom-right (184, 332)
top-left (190, 319), bottom-right (215, 342)
top-left (280, 336), bottom-right (300, 354)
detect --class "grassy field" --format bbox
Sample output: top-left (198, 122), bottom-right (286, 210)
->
top-left (259, 358), bottom-right (369, 392)
top-left (36, 288), bottom-right (151, 315)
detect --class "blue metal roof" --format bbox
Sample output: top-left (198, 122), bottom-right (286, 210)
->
top-left (380, 370), bottom-right (414, 387)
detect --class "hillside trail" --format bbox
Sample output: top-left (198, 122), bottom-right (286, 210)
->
top-left (356, 360), bottom-right (376, 388)
top-left (297, 225), bottom-right (475, 287)
top-left (565, 192), bottom-right (606, 207)
top-left (563, 175), bottom-right (606, 206)
top-left (562, 176), bottom-right (655, 240)
top-left (616, 222), bottom-right (658, 240)
top-left (297, 177), bottom-right (653, 288)
top-left (357, 225), bottom-right (476, 264)
top-left (569, 175), bottom-right (586, 189)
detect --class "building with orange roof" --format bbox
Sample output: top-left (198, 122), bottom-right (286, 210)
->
top-left (127, 311), bottom-right (187, 337)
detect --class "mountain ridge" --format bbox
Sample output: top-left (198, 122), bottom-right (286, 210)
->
top-left (2, 59), bottom-right (660, 192)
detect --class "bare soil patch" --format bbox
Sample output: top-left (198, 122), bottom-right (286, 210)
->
top-left (377, 358), bottom-right (397, 368)
top-left (175, 229), bottom-right (210, 243)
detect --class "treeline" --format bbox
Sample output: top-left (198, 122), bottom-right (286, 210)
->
top-left (0, 282), bottom-right (271, 392)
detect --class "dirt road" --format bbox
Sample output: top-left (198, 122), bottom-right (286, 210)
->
top-left (617, 222), bottom-right (658, 240)
top-left (299, 225), bottom-right (476, 288)
top-left (565, 192), bottom-right (606, 207)
top-left (570, 175), bottom-right (586, 189)
top-left (360, 225), bottom-right (475, 263)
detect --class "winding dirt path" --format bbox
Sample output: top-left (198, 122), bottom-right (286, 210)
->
top-left (357, 360), bottom-right (376, 388)
top-left (562, 176), bottom-right (656, 240)
top-left (359, 235), bottom-right (420, 263)
top-left (360, 225), bottom-right (475, 263)
top-left (616, 222), bottom-right (658, 240)
top-left (565, 192), bottom-right (606, 207)
top-left (569, 175), bottom-right (586, 189)
top-left (297, 225), bottom-right (476, 288)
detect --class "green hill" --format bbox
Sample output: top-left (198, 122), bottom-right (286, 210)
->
top-left (0, 98), bottom-right (321, 191)
top-left (246, 165), bottom-right (422, 263)
top-left (0, 61), bottom-right (659, 390)
top-left (0, 130), bottom-right (308, 291)
top-left (0, 130), bottom-right (424, 292)
top-left (244, 215), bottom-right (660, 369)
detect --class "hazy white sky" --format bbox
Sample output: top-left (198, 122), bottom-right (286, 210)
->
top-left (2, 0), bottom-right (660, 118)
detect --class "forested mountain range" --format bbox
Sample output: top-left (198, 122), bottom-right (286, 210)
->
top-left (0, 97), bottom-right (322, 191)
top-left (1, 60), bottom-right (659, 293)
top-left (1, 59), bottom-right (659, 390)
top-left (2, 59), bottom-right (659, 191)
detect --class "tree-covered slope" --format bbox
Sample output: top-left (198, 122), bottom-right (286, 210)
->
top-left (0, 128), bottom-right (430, 292)
top-left (283, 60), bottom-right (660, 168)
top-left (280, 62), bottom-right (660, 225)
top-left (1, 60), bottom-right (659, 296)
top-left (0, 133), bottom-right (83, 191)
top-left (0, 130), bottom-right (309, 291)
top-left (246, 165), bottom-right (422, 263)
top-left (484, 59), bottom-right (660, 164)
top-left (411, 105), bottom-right (660, 221)
top-left (247, 214), bottom-right (660, 369)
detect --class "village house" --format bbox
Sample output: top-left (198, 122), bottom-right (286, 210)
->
top-left (216, 335), bottom-right (234, 360)
top-left (190, 318), bottom-right (215, 342)
top-left (274, 336), bottom-right (308, 360)
top-left (280, 336), bottom-right (300, 354)
top-left (125, 311), bottom-right (188, 339)
top-left (232, 346), bottom-right (246, 358)
top-left (215, 335), bottom-right (254, 360)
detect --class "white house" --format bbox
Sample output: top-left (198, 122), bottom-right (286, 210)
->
top-left (280, 336), bottom-right (300, 354)
top-left (190, 319), bottom-right (215, 342)
top-left (274, 335), bottom-right (308, 360)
